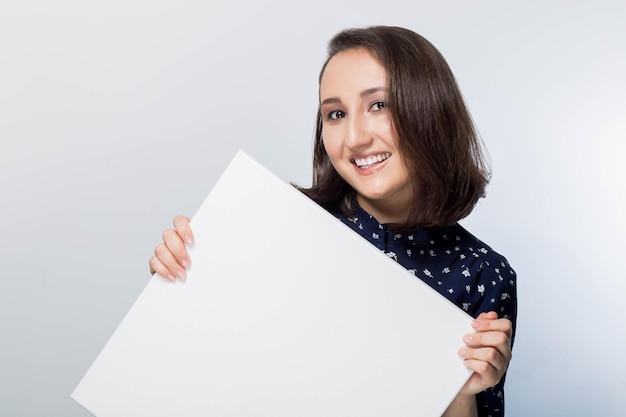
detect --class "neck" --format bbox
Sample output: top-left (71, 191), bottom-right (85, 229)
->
top-left (356, 195), bottom-right (412, 225)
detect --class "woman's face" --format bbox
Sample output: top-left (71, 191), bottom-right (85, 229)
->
top-left (320, 48), bottom-right (413, 224)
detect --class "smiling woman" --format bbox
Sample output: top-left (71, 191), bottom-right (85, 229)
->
top-left (150, 26), bottom-right (517, 417)
top-left (304, 27), bottom-right (490, 232)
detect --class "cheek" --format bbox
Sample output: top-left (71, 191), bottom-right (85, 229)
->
top-left (374, 116), bottom-right (396, 141)
top-left (321, 129), bottom-right (339, 160)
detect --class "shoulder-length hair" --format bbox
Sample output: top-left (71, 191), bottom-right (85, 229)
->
top-left (298, 26), bottom-right (490, 230)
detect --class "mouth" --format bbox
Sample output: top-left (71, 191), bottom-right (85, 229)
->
top-left (352, 152), bottom-right (391, 169)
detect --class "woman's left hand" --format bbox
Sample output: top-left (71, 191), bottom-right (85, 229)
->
top-left (457, 311), bottom-right (513, 395)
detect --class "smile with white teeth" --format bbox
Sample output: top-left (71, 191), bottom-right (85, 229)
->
top-left (353, 152), bottom-right (391, 168)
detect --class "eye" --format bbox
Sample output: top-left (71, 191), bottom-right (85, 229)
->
top-left (327, 110), bottom-right (346, 120)
top-left (370, 101), bottom-right (386, 111)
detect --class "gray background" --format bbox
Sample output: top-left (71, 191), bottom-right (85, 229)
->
top-left (1, 1), bottom-right (625, 416)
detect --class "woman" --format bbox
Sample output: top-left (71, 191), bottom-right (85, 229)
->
top-left (150, 26), bottom-right (517, 417)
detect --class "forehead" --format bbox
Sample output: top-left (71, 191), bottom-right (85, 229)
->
top-left (320, 48), bottom-right (387, 98)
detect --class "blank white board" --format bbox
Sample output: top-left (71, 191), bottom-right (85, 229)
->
top-left (71, 150), bottom-right (473, 417)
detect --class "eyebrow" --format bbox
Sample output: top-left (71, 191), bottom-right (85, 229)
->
top-left (320, 87), bottom-right (387, 106)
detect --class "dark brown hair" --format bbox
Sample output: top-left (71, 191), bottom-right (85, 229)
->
top-left (299, 26), bottom-right (490, 230)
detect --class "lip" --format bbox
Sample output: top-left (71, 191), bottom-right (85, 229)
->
top-left (351, 152), bottom-right (391, 174)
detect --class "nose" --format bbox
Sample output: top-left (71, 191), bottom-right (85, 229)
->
top-left (345, 113), bottom-right (373, 151)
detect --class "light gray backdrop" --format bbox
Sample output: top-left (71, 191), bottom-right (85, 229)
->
top-left (1, 1), bottom-right (625, 416)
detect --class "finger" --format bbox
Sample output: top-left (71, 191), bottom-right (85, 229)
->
top-left (459, 345), bottom-right (508, 375)
top-left (162, 228), bottom-right (191, 270)
top-left (149, 255), bottom-right (176, 282)
top-left (155, 241), bottom-right (187, 280)
top-left (475, 311), bottom-right (498, 321)
top-left (461, 358), bottom-right (503, 389)
top-left (173, 215), bottom-right (194, 245)
top-left (472, 317), bottom-right (513, 338)
top-left (463, 331), bottom-right (512, 362)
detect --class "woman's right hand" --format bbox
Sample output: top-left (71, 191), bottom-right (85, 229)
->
top-left (149, 215), bottom-right (194, 281)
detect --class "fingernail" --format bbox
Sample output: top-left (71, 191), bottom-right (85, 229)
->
top-left (458, 348), bottom-right (467, 358)
top-left (471, 320), bottom-right (481, 329)
top-left (463, 334), bottom-right (473, 343)
top-left (167, 274), bottom-right (176, 281)
top-left (181, 259), bottom-right (188, 268)
top-left (185, 235), bottom-right (193, 245)
top-left (176, 270), bottom-right (186, 279)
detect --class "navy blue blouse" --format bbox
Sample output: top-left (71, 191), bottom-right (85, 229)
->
top-left (331, 203), bottom-right (517, 417)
